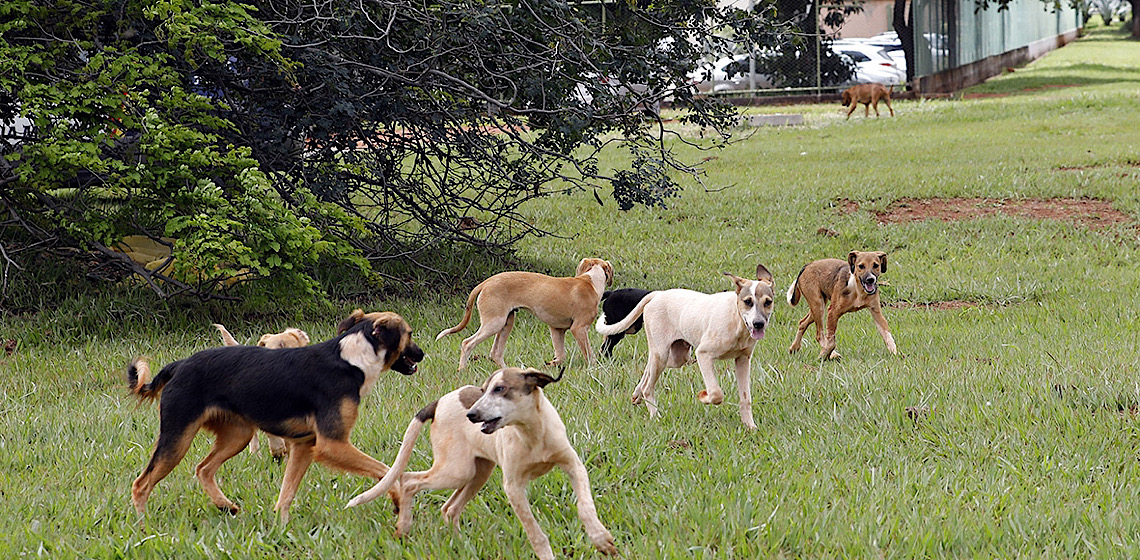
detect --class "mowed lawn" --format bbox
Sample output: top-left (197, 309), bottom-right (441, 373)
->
top-left (3, 21), bottom-right (1140, 559)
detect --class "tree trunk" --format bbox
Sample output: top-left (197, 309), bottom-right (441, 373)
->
top-left (1132, 0), bottom-right (1140, 38)
top-left (893, 0), bottom-right (916, 86)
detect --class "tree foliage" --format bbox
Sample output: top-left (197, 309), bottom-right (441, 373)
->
top-left (1, 0), bottom-right (770, 302)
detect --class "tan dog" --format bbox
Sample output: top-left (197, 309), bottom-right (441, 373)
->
top-left (437, 258), bottom-right (614, 370)
top-left (841, 83), bottom-right (894, 119)
top-left (787, 251), bottom-right (897, 359)
top-left (346, 367), bottom-right (616, 560)
top-left (594, 265), bottom-right (775, 429)
top-left (213, 324), bottom-right (311, 459)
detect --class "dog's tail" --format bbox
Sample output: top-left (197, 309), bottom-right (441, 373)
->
top-left (127, 357), bottom-right (175, 401)
top-left (346, 400), bottom-right (437, 508)
top-left (786, 266), bottom-right (807, 306)
top-left (213, 323), bottom-right (241, 346)
top-left (436, 281), bottom-right (486, 340)
top-left (595, 291), bottom-right (657, 336)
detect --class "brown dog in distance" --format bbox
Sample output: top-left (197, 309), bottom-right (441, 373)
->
top-left (436, 258), bottom-right (614, 370)
top-left (787, 251), bottom-right (897, 359)
top-left (841, 83), bottom-right (894, 119)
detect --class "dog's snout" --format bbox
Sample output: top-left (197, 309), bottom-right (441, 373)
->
top-left (753, 319), bottom-right (766, 330)
top-left (466, 410), bottom-right (480, 423)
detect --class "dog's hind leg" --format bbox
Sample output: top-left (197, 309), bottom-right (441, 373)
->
top-left (131, 413), bottom-right (204, 514)
top-left (274, 440), bottom-right (315, 522)
top-left (789, 312), bottom-right (814, 353)
top-left (195, 418), bottom-right (256, 513)
top-left (569, 322), bottom-right (593, 364)
top-left (632, 353), bottom-right (664, 418)
top-left (733, 356), bottom-right (756, 429)
top-left (441, 457), bottom-right (495, 528)
top-left (819, 305), bottom-right (844, 360)
top-left (599, 334), bottom-right (618, 357)
top-left (483, 312), bottom-right (515, 369)
top-left (694, 350), bottom-right (725, 406)
top-left (394, 461), bottom-right (479, 536)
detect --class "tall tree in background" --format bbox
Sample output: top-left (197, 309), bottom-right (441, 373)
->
top-left (1, 0), bottom-right (774, 301)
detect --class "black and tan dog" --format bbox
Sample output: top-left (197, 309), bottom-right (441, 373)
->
top-left (213, 323), bottom-right (312, 459)
top-left (787, 251), bottom-right (897, 359)
top-left (127, 309), bottom-right (423, 522)
top-left (841, 83), bottom-right (895, 119)
top-left (597, 288), bottom-right (652, 357)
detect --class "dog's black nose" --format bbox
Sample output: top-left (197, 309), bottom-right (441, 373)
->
top-left (753, 320), bottom-right (766, 330)
top-left (466, 411), bottom-right (479, 422)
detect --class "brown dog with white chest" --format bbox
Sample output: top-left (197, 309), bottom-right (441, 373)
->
top-left (436, 258), bottom-right (614, 370)
top-left (787, 251), bottom-right (897, 359)
top-left (841, 83), bottom-right (894, 119)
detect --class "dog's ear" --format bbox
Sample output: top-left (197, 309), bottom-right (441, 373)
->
top-left (724, 272), bottom-right (749, 293)
top-left (876, 252), bottom-right (887, 273)
top-left (755, 263), bottom-right (774, 285)
top-left (576, 258), bottom-right (591, 277)
top-left (842, 90), bottom-right (850, 106)
top-left (370, 312), bottom-right (407, 351)
top-left (848, 251), bottom-right (858, 273)
top-left (522, 367), bottom-right (562, 392)
top-left (336, 309), bottom-right (367, 335)
top-left (603, 260), bottom-right (614, 286)
top-left (256, 334), bottom-right (272, 347)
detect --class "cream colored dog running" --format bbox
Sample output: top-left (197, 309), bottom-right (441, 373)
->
top-left (346, 367), bottom-right (617, 560)
top-left (595, 265), bottom-right (775, 429)
top-left (213, 324), bottom-right (311, 458)
top-left (436, 258), bottom-right (614, 370)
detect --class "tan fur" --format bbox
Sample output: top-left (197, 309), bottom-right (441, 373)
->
top-left (787, 251), bottom-right (897, 359)
top-left (437, 258), bottom-right (614, 370)
top-left (213, 323), bottom-right (311, 459)
top-left (347, 368), bottom-right (617, 560)
top-left (841, 83), bottom-right (895, 119)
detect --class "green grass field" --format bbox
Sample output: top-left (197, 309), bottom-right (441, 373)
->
top-left (4, 21), bottom-right (1140, 559)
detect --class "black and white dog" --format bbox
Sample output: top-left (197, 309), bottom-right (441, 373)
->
top-left (127, 309), bottom-right (423, 522)
top-left (597, 288), bottom-right (653, 357)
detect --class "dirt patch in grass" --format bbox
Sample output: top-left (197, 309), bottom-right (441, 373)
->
top-left (846, 197), bottom-right (1131, 231)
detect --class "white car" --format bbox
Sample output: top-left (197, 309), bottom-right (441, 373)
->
top-left (831, 41), bottom-right (906, 86)
top-left (690, 54), bottom-right (774, 94)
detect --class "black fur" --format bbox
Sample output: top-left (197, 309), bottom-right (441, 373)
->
top-left (598, 288), bottom-right (653, 357)
top-left (137, 319), bottom-right (421, 440)
top-left (128, 312), bottom-right (424, 518)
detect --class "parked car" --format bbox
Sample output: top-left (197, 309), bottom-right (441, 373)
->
top-left (690, 54), bottom-right (774, 94)
top-left (830, 41), bottom-right (906, 85)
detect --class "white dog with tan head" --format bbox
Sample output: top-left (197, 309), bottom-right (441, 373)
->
top-left (346, 367), bottom-right (616, 560)
top-left (595, 264), bottom-right (775, 429)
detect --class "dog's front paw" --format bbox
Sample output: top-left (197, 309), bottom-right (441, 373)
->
top-left (697, 390), bottom-right (724, 405)
top-left (592, 530), bottom-right (617, 556)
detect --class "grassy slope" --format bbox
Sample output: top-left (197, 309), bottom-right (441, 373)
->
top-left (3, 22), bottom-right (1140, 559)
